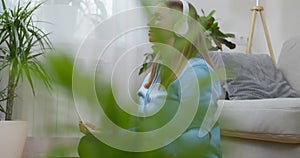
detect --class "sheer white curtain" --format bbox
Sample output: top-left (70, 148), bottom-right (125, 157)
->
top-left (11, 0), bottom-right (148, 137)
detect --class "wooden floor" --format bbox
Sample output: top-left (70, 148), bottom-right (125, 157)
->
top-left (22, 137), bottom-right (80, 158)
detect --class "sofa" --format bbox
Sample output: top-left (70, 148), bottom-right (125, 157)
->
top-left (212, 37), bottom-right (300, 158)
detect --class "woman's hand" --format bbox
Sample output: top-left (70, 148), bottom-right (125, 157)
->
top-left (79, 121), bottom-right (97, 135)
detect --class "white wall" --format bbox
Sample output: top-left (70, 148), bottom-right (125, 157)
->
top-left (191, 0), bottom-right (300, 60)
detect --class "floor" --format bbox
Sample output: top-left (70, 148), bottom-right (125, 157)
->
top-left (22, 137), bottom-right (80, 158)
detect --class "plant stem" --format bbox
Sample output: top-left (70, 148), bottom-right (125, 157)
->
top-left (5, 72), bottom-right (17, 120)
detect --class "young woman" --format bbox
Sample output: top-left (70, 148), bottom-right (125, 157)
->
top-left (78, 0), bottom-right (222, 157)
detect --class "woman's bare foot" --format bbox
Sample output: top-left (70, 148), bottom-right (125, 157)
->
top-left (79, 121), bottom-right (97, 135)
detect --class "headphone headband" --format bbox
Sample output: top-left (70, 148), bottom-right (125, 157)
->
top-left (173, 0), bottom-right (190, 35)
top-left (180, 0), bottom-right (189, 16)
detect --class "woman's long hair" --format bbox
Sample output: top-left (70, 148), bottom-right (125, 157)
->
top-left (144, 0), bottom-right (214, 89)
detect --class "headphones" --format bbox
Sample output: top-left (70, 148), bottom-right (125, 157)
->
top-left (173, 0), bottom-right (189, 36)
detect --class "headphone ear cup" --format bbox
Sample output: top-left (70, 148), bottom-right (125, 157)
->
top-left (173, 18), bottom-right (188, 36)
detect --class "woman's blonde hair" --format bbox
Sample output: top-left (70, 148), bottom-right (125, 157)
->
top-left (144, 0), bottom-right (214, 89)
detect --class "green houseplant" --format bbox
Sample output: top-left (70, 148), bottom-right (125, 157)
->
top-left (0, 0), bottom-right (53, 157)
top-left (199, 9), bottom-right (236, 51)
top-left (0, 85), bottom-right (7, 114)
top-left (0, 0), bottom-right (52, 120)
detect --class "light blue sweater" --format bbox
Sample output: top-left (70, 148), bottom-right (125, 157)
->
top-left (135, 56), bottom-right (222, 157)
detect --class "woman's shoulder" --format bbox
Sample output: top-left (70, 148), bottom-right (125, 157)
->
top-left (188, 57), bottom-right (210, 69)
top-left (181, 57), bottom-right (211, 77)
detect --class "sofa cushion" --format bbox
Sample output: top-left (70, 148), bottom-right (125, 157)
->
top-left (210, 52), bottom-right (299, 100)
top-left (210, 52), bottom-right (227, 99)
top-left (218, 98), bottom-right (300, 143)
top-left (278, 37), bottom-right (300, 94)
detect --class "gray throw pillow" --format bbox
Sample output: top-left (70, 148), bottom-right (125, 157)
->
top-left (210, 52), bottom-right (299, 100)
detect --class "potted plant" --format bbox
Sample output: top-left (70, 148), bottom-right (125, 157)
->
top-left (0, 0), bottom-right (53, 157)
top-left (198, 9), bottom-right (236, 51)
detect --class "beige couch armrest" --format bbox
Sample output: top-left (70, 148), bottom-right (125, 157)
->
top-left (218, 98), bottom-right (300, 143)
